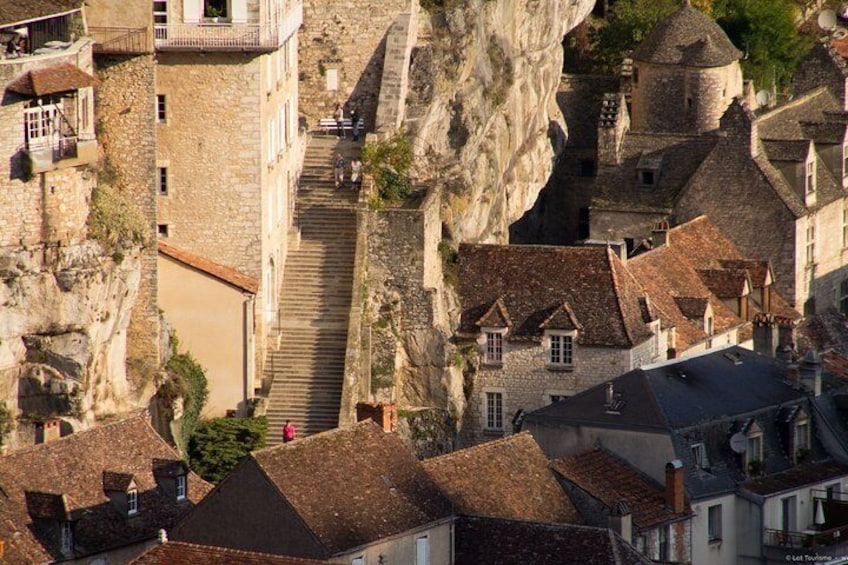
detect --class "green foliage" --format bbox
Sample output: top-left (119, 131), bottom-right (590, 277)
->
top-left (712, 0), bottom-right (810, 89)
top-left (88, 182), bottom-right (150, 250)
top-left (166, 350), bottom-right (208, 456)
top-left (361, 132), bottom-right (413, 204)
top-left (188, 416), bottom-right (267, 483)
top-left (590, 0), bottom-right (679, 73)
top-left (438, 239), bottom-right (458, 287)
top-left (0, 402), bottom-right (12, 446)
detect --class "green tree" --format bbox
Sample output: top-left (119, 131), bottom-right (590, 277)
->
top-left (712, 0), bottom-right (809, 89)
top-left (590, 0), bottom-right (679, 73)
top-left (361, 132), bottom-right (413, 204)
top-left (188, 416), bottom-right (268, 483)
top-left (164, 349), bottom-right (208, 456)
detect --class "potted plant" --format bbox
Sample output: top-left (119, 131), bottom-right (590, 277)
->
top-left (205, 3), bottom-right (224, 22)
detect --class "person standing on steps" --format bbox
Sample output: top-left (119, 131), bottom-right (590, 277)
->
top-left (283, 420), bottom-right (296, 443)
top-left (333, 103), bottom-right (345, 139)
top-left (350, 106), bottom-right (360, 141)
top-left (334, 152), bottom-right (345, 189)
top-left (350, 157), bottom-right (362, 191)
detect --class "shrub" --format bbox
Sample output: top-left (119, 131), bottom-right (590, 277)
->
top-left (188, 416), bottom-right (268, 483)
top-left (88, 182), bottom-right (149, 249)
top-left (166, 350), bottom-right (208, 456)
top-left (361, 132), bottom-right (413, 204)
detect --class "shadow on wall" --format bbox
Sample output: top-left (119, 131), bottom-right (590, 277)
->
top-left (342, 34), bottom-right (389, 134)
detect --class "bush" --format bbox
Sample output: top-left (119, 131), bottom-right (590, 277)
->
top-left (166, 350), bottom-right (208, 456)
top-left (88, 182), bottom-right (150, 249)
top-left (361, 132), bottom-right (413, 204)
top-left (188, 416), bottom-right (268, 483)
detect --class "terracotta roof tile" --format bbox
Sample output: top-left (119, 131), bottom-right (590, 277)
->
top-left (553, 448), bottom-right (691, 530)
top-left (102, 471), bottom-right (135, 492)
top-left (158, 241), bottom-right (258, 294)
top-left (7, 63), bottom-right (97, 97)
top-left (0, 413), bottom-right (212, 563)
top-left (695, 268), bottom-right (750, 299)
top-left (251, 421), bottom-right (452, 555)
top-left (130, 541), bottom-right (334, 565)
top-left (741, 461), bottom-right (848, 496)
top-left (422, 433), bottom-right (583, 524)
top-left (475, 297), bottom-right (512, 328)
top-left (538, 302), bottom-right (582, 331)
top-left (459, 245), bottom-right (653, 348)
top-left (631, 3), bottom-right (741, 67)
top-left (0, 0), bottom-right (81, 27)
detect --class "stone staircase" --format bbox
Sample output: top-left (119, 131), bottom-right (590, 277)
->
top-left (264, 136), bottom-right (359, 443)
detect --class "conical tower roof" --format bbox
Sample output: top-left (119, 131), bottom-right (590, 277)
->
top-left (631, 2), bottom-right (742, 67)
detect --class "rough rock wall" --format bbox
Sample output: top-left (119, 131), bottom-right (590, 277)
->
top-left (407, 0), bottom-right (595, 243)
top-left (0, 243), bottom-right (142, 449)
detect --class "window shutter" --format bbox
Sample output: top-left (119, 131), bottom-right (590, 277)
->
top-left (183, 0), bottom-right (201, 23)
top-left (232, 0), bottom-right (247, 23)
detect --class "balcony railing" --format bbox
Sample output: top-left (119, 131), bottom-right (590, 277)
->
top-left (765, 525), bottom-right (848, 550)
top-left (89, 27), bottom-right (150, 54)
top-left (154, 23), bottom-right (280, 52)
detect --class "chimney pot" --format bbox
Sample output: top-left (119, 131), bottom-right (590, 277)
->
top-left (608, 501), bottom-right (632, 543)
top-left (665, 459), bottom-right (685, 513)
top-left (355, 402), bottom-right (397, 433)
top-left (606, 382), bottom-right (615, 405)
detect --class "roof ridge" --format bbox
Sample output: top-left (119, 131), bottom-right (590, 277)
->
top-left (252, 420), bottom-right (378, 456)
top-left (423, 432), bottom-right (534, 464)
top-left (606, 248), bottom-right (637, 347)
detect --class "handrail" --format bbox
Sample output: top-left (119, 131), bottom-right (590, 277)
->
top-left (89, 26), bottom-right (149, 54)
top-left (154, 23), bottom-right (280, 51)
top-left (765, 525), bottom-right (848, 549)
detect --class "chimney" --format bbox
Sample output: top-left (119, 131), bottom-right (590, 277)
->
top-left (158, 529), bottom-right (168, 544)
top-left (800, 350), bottom-right (823, 397)
top-left (605, 382), bottom-right (615, 405)
top-left (786, 362), bottom-right (800, 385)
top-left (665, 460), bottom-right (685, 513)
top-left (651, 221), bottom-right (671, 248)
top-left (752, 316), bottom-right (778, 358)
top-left (43, 419), bottom-right (61, 444)
top-left (608, 501), bottom-right (632, 543)
top-left (356, 402), bottom-right (398, 432)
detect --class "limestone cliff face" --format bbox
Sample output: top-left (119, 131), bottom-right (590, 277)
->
top-left (0, 242), bottom-right (143, 449)
top-left (408, 0), bottom-right (594, 243)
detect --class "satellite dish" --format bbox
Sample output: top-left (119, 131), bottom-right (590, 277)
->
top-left (730, 432), bottom-right (747, 454)
top-left (835, 27), bottom-right (848, 40)
top-left (820, 9), bottom-right (838, 32)
top-left (755, 90), bottom-right (770, 107)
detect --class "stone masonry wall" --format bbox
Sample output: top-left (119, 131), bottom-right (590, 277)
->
top-left (94, 53), bottom-right (161, 382)
top-left (374, 8), bottom-right (418, 132)
top-left (299, 0), bottom-right (412, 128)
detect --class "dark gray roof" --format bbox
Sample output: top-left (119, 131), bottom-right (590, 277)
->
top-left (0, 0), bottom-right (81, 28)
top-left (761, 139), bottom-right (811, 162)
top-left (801, 121), bottom-right (847, 144)
top-left (757, 88), bottom-right (841, 140)
top-left (631, 4), bottom-right (741, 67)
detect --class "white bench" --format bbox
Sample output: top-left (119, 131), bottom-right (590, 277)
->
top-left (318, 117), bottom-right (364, 136)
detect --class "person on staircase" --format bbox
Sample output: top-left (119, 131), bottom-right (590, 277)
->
top-left (334, 103), bottom-right (345, 139)
top-left (283, 420), bottom-right (297, 443)
top-left (350, 157), bottom-right (362, 191)
top-left (334, 153), bottom-right (345, 189)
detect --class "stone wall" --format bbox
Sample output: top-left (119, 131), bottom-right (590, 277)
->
top-left (298, 0), bottom-right (412, 128)
top-left (94, 53), bottom-right (161, 382)
top-left (374, 8), bottom-right (418, 132)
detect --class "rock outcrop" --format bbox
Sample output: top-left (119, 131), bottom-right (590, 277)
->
top-left (407, 0), bottom-right (595, 243)
top-left (0, 242), bottom-right (144, 449)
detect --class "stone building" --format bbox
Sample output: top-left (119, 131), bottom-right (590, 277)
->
top-left (152, 0), bottom-right (306, 391)
top-left (456, 244), bottom-right (668, 445)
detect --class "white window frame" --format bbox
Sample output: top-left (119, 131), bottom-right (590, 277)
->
top-left (127, 489), bottom-right (138, 515)
top-left (176, 474), bottom-right (187, 501)
top-left (806, 219), bottom-right (816, 266)
top-left (484, 331), bottom-right (503, 364)
top-left (745, 432), bottom-right (763, 471)
top-left (708, 504), bottom-right (722, 542)
top-left (153, 0), bottom-right (168, 25)
top-left (351, 557), bottom-right (365, 565)
top-left (794, 419), bottom-right (810, 461)
top-left (416, 535), bottom-right (430, 565)
top-left (326, 68), bottom-right (339, 91)
top-left (24, 101), bottom-right (61, 149)
top-left (691, 443), bottom-right (709, 470)
top-left (484, 390), bottom-right (504, 431)
top-left (157, 166), bottom-right (168, 196)
top-left (548, 331), bottom-right (575, 368)
top-left (806, 159), bottom-right (816, 195)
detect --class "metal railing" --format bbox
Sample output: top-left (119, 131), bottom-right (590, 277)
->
top-left (765, 526), bottom-right (848, 549)
top-left (89, 27), bottom-right (150, 54)
top-left (154, 23), bottom-right (280, 51)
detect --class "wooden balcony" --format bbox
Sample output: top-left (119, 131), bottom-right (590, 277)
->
top-left (89, 27), bottom-right (150, 54)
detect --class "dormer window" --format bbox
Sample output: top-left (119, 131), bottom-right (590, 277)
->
top-left (176, 474), bottom-right (187, 501)
top-left (691, 443), bottom-right (709, 470)
top-left (640, 170), bottom-right (655, 186)
top-left (485, 331), bottom-right (503, 364)
top-left (794, 419), bottom-right (810, 462)
top-left (549, 332), bottom-right (574, 368)
top-left (806, 160), bottom-right (816, 195)
top-left (60, 521), bottom-right (73, 556)
top-left (706, 315), bottom-right (713, 336)
top-left (127, 488), bottom-right (138, 516)
top-left (636, 152), bottom-right (662, 187)
top-left (744, 420), bottom-right (763, 474)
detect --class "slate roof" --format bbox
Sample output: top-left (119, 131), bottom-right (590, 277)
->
top-left (553, 448), bottom-right (692, 530)
top-left (0, 413), bottom-right (212, 563)
top-left (741, 461), bottom-right (848, 496)
top-left (158, 241), bottom-right (259, 294)
top-left (250, 421), bottom-right (452, 555)
top-left (422, 433), bottom-right (583, 524)
top-left (761, 139), bottom-right (812, 162)
top-left (0, 0), bottom-right (81, 28)
top-left (757, 88), bottom-right (841, 141)
top-left (458, 245), bottom-right (655, 348)
top-left (454, 516), bottom-right (652, 565)
top-left (6, 63), bottom-right (98, 97)
top-left (631, 3), bottom-right (741, 67)
top-left (130, 541), bottom-right (334, 565)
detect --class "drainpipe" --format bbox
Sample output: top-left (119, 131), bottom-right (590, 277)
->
top-left (244, 295), bottom-right (256, 403)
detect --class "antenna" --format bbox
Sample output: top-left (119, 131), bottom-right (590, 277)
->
top-left (819, 9), bottom-right (838, 32)
top-left (755, 90), bottom-right (770, 107)
top-left (729, 433), bottom-right (747, 454)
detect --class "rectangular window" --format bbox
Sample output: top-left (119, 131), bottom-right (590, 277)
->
top-left (827, 483), bottom-right (842, 501)
top-left (157, 224), bottom-right (170, 238)
top-left (157, 167), bottom-right (168, 195)
top-left (843, 146), bottom-right (848, 178)
top-left (485, 332), bottom-right (502, 364)
top-left (807, 222), bottom-right (816, 265)
top-left (795, 422), bottom-right (809, 455)
top-left (60, 521), bottom-right (73, 554)
top-left (486, 391), bottom-right (503, 430)
top-left (176, 474), bottom-right (186, 501)
top-left (153, 0), bottom-right (168, 24)
top-left (268, 119), bottom-right (275, 163)
top-left (351, 557), bottom-right (364, 565)
top-left (156, 94), bottom-right (166, 123)
top-left (549, 334), bottom-right (573, 366)
top-left (416, 536), bottom-right (430, 565)
top-left (807, 160), bottom-right (815, 194)
top-left (326, 68), bottom-right (339, 91)
top-left (127, 489), bottom-right (138, 515)
top-left (24, 101), bottom-right (60, 149)
top-left (640, 170), bottom-right (655, 186)
top-left (708, 504), bottom-right (722, 541)
top-left (691, 443), bottom-right (709, 469)
top-left (843, 205), bottom-right (848, 248)
top-left (658, 525), bottom-right (669, 561)
top-left (747, 435), bottom-right (762, 465)
top-left (781, 496), bottom-right (797, 532)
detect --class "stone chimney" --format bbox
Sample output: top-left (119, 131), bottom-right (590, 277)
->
top-left (720, 97), bottom-right (759, 157)
top-left (356, 402), bottom-right (398, 432)
top-left (41, 419), bottom-right (61, 444)
top-left (665, 460), bottom-right (685, 513)
top-left (597, 93), bottom-right (630, 166)
top-left (752, 315), bottom-right (778, 358)
top-left (786, 362), bottom-right (801, 386)
top-left (608, 501), bottom-right (632, 543)
top-left (605, 382), bottom-right (615, 406)
top-left (800, 350), bottom-right (823, 397)
top-left (651, 222), bottom-right (671, 248)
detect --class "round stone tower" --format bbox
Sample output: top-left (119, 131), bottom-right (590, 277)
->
top-left (629, 0), bottom-right (743, 134)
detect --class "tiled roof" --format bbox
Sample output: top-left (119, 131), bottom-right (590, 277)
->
top-left (422, 433), bottom-right (583, 524)
top-left (250, 421), bottom-right (452, 555)
top-left (158, 241), bottom-right (259, 294)
top-left (102, 471), bottom-right (135, 492)
top-left (6, 63), bottom-right (98, 97)
top-left (454, 516), bottom-right (652, 565)
top-left (538, 302), bottom-right (582, 331)
top-left (741, 461), bottom-right (848, 496)
top-left (552, 448), bottom-right (691, 530)
top-left (757, 88), bottom-right (841, 140)
top-left (800, 121), bottom-right (846, 144)
top-left (672, 296), bottom-right (709, 319)
top-left (24, 492), bottom-right (72, 521)
top-left (695, 268), bottom-right (750, 298)
top-left (475, 297), bottom-right (512, 328)
top-left (458, 245), bottom-right (654, 348)
top-left (631, 3), bottom-right (741, 67)
top-left (0, 0), bottom-right (80, 27)
top-left (130, 541), bottom-right (334, 565)
top-left (761, 139), bottom-right (812, 162)
top-left (718, 259), bottom-right (770, 288)
top-left (0, 413), bottom-right (212, 563)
